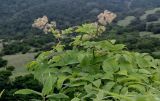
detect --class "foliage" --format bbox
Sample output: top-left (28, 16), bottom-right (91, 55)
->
top-left (2, 42), bottom-right (30, 55)
top-left (0, 70), bottom-right (12, 90)
top-left (0, 0), bottom-right (160, 56)
top-left (0, 57), bottom-right (7, 68)
top-left (6, 66), bottom-right (15, 71)
top-left (0, 71), bottom-right (42, 101)
top-left (0, 89), bottom-right (5, 98)
top-left (15, 11), bottom-right (160, 101)
top-left (1, 0), bottom-right (160, 37)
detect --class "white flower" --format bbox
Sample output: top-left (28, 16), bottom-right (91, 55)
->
top-left (97, 10), bottom-right (117, 25)
top-left (32, 16), bottom-right (48, 29)
top-left (32, 16), bottom-right (56, 34)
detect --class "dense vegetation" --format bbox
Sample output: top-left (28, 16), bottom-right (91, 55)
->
top-left (1, 0), bottom-right (160, 36)
top-left (0, 0), bottom-right (160, 101)
top-left (11, 10), bottom-right (160, 101)
top-left (0, 69), bottom-right (42, 101)
top-left (0, 0), bottom-right (160, 57)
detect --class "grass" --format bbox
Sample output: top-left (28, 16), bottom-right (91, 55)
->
top-left (0, 39), bottom-right (3, 52)
top-left (139, 31), bottom-right (160, 38)
top-left (150, 34), bottom-right (160, 39)
top-left (3, 53), bottom-right (37, 76)
top-left (139, 32), bottom-right (153, 37)
top-left (152, 51), bottom-right (160, 58)
top-left (140, 7), bottom-right (160, 20)
top-left (117, 16), bottom-right (135, 27)
top-left (0, 43), bottom-right (3, 52)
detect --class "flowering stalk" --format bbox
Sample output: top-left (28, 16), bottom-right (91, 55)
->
top-left (32, 10), bottom-right (117, 49)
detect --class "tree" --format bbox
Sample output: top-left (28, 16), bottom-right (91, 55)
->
top-left (0, 57), bottom-right (7, 68)
top-left (146, 14), bottom-right (159, 22)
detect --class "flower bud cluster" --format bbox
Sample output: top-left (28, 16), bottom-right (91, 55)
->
top-left (32, 16), bottom-right (56, 34)
top-left (97, 10), bottom-right (117, 26)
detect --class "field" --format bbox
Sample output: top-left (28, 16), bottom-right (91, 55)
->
top-left (139, 31), bottom-right (160, 38)
top-left (0, 39), bottom-right (3, 52)
top-left (3, 53), bottom-right (37, 76)
top-left (139, 31), bottom-right (153, 37)
top-left (140, 7), bottom-right (160, 20)
top-left (117, 16), bottom-right (135, 27)
top-left (0, 43), bottom-right (3, 52)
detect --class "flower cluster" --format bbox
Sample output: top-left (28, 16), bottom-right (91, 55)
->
top-left (32, 16), bottom-right (48, 29)
top-left (32, 16), bottom-right (56, 34)
top-left (97, 10), bottom-right (117, 26)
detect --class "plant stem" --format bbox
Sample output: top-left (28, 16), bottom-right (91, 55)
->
top-left (96, 22), bottom-right (100, 35)
top-left (42, 97), bottom-right (46, 101)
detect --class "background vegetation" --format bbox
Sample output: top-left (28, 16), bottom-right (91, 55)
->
top-left (0, 0), bottom-right (160, 100)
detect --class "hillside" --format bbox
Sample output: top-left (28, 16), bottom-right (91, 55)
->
top-left (0, 0), bottom-right (159, 64)
top-left (0, 0), bottom-right (160, 37)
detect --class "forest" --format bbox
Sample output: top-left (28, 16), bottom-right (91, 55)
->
top-left (0, 0), bottom-right (160, 101)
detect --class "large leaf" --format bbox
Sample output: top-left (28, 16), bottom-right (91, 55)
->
top-left (52, 50), bottom-right (79, 66)
top-left (46, 93), bottom-right (69, 99)
top-left (76, 23), bottom-right (98, 35)
top-left (136, 54), bottom-right (150, 68)
top-left (15, 89), bottom-right (42, 96)
top-left (94, 90), bottom-right (105, 101)
top-left (42, 75), bottom-right (57, 95)
top-left (128, 84), bottom-right (146, 93)
top-left (120, 87), bottom-right (128, 95)
top-left (102, 72), bottom-right (114, 80)
top-left (112, 85), bottom-right (123, 94)
top-left (103, 82), bottom-right (115, 91)
top-left (84, 84), bottom-right (93, 93)
top-left (138, 69), bottom-right (151, 75)
top-left (57, 75), bottom-right (69, 89)
top-left (102, 57), bottom-right (119, 73)
top-left (116, 69), bottom-right (128, 76)
top-left (71, 97), bottom-right (80, 101)
top-left (93, 79), bottom-right (101, 88)
top-left (0, 89), bottom-right (5, 98)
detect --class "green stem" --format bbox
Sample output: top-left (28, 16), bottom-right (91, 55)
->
top-left (92, 47), bottom-right (95, 59)
top-left (42, 97), bottom-right (46, 101)
top-left (96, 22), bottom-right (100, 35)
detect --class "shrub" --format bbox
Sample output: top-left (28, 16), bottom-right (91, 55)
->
top-left (15, 11), bottom-right (160, 101)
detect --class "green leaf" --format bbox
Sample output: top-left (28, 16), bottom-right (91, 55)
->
top-left (136, 55), bottom-right (150, 68)
top-left (15, 89), bottom-right (42, 96)
top-left (42, 75), bottom-right (57, 95)
top-left (128, 84), bottom-right (146, 93)
top-left (30, 99), bottom-right (42, 101)
top-left (138, 69), bottom-right (151, 75)
top-left (71, 97), bottom-right (80, 101)
top-left (53, 43), bottom-right (65, 52)
top-left (102, 57), bottom-right (119, 73)
top-left (46, 93), bottom-right (69, 99)
top-left (110, 40), bottom-right (116, 44)
top-left (62, 27), bottom-right (74, 34)
top-left (103, 82), bottom-right (115, 91)
top-left (102, 72), bottom-right (114, 80)
top-left (112, 85), bottom-right (123, 94)
top-left (114, 44), bottom-right (125, 50)
top-left (60, 66), bottom-right (72, 74)
top-left (117, 70), bottom-right (128, 76)
top-left (84, 84), bottom-right (93, 93)
top-left (95, 90), bottom-right (104, 101)
top-left (120, 87), bottom-right (128, 95)
top-left (0, 89), bottom-right (5, 98)
top-left (93, 79), bottom-right (101, 88)
top-left (70, 81), bottom-right (87, 87)
top-left (57, 75), bottom-right (68, 89)
top-left (76, 23), bottom-right (97, 35)
top-left (53, 50), bottom-right (79, 66)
